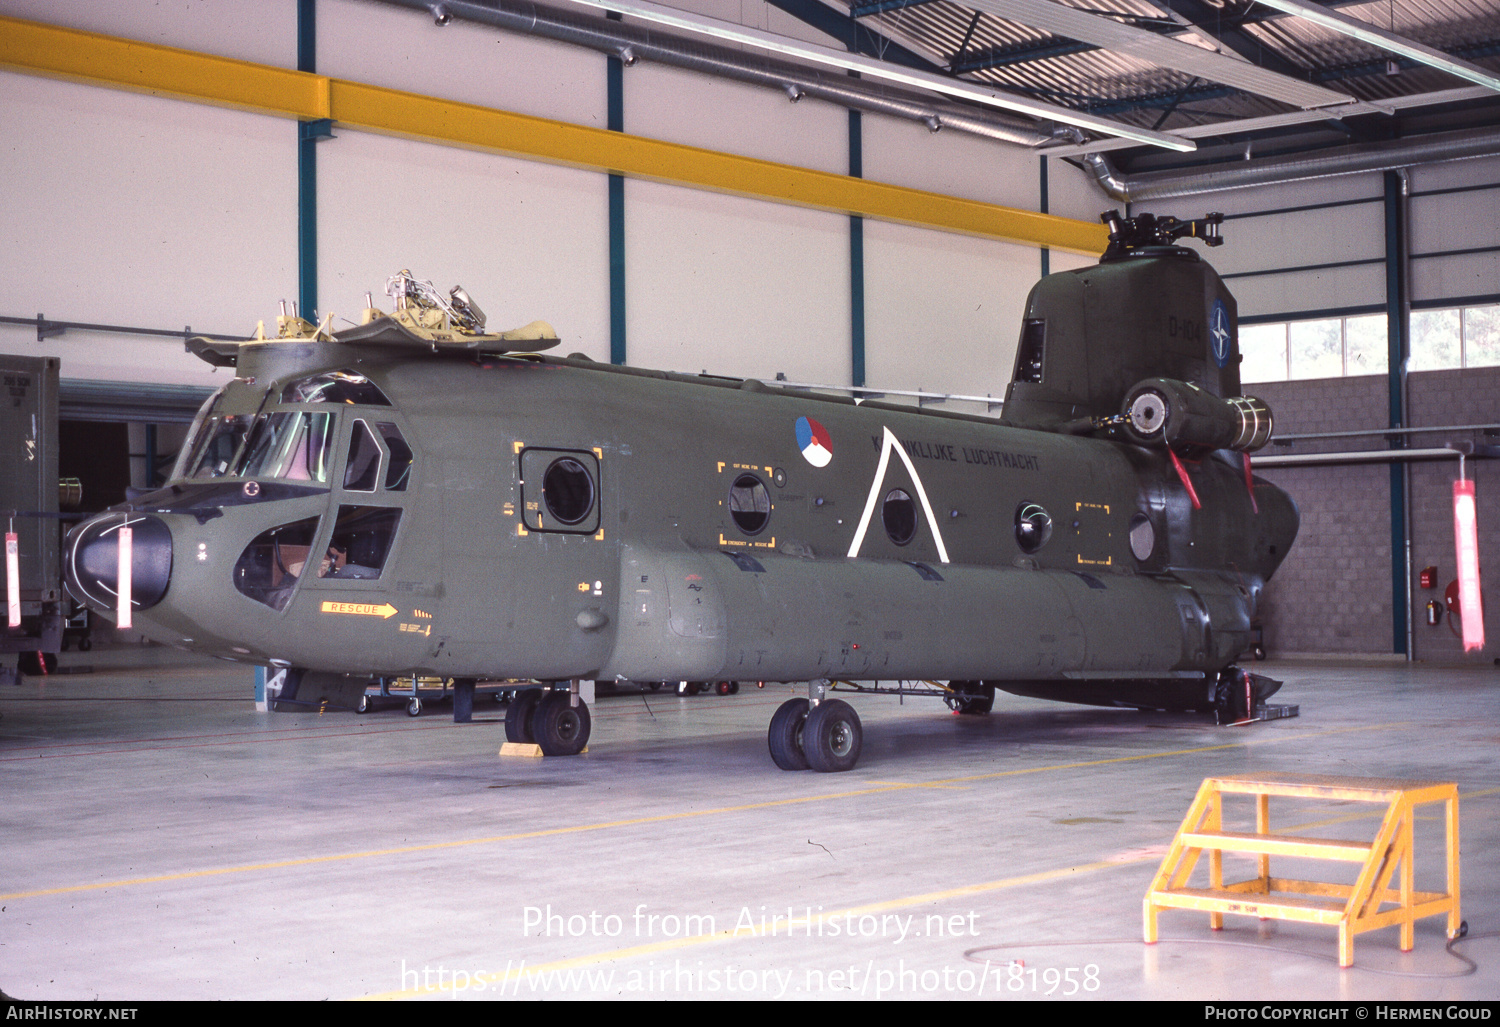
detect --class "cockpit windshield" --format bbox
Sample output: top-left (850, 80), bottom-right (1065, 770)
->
top-left (237, 411), bottom-right (336, 483)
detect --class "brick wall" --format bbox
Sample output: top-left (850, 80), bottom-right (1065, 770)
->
top-left (1248, 368), bottom-right (1499, 663)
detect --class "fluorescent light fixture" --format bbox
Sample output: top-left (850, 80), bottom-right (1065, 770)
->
top-left (1254, 0), bottom-right (1500, 93)
top-left (557, 0), bottom-right (1196, 151)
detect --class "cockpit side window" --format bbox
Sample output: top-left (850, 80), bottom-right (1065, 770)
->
top-left (320, 506), bottom-right (401, 579)
top-left (281, 370), bottom-right (391, 406)
top-left (344, 420), bottom-right (381, 492)
top-left (378, 423), bottom-right (412, 492)
top-left (174, 378), bottom-right (269, 481)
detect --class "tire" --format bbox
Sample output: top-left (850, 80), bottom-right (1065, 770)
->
top-left (768, 697), bottom-right (810, 770)
top-left (728, 681), bottom-right (740, 695)
top-left (406, 697), bottom-right (422, 717)
top-left (17, 652), bottom-right (57, 676)
top-left (78, 636), bottom-right (92, 652)
top-left (505, 689), bottom-right (542, 743)
top-left (945, 682), bottom-right (995, 715)
top-left (1253, 644), bottom-right (1267, 662)
top-left (356, 693), bottom-right (370, 714)
top-left (531, 691), bottom-right (591, 756)
top-left (802, 699), bottom-right (862, 773)
top-left (715, 680), bottom-right (732, 696)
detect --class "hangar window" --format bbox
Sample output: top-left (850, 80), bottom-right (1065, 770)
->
top-left (1015, 502), bottom-right (1052, 554)
top-left (542, 458), bottom-right (596, 526)
top-left (233, 515), bottom-right (322, 611)
top-left (237, 412), bottom-right (336, 483)
top-left (728, 474), bottom-right (771, 535)
top-left (882, 489), bottom-right (917, 545)
top-left (1241, 316), bottom-right (1388, 382)
top-left (281, 370), bottom-right (391, 406)
top-left (321, 506), bottom-right (402, 579)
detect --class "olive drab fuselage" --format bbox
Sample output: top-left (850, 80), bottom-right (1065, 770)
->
top-left (64, 230), bottom-right (1299, 717)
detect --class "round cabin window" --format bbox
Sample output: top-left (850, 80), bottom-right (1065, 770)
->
top-left (728, 474), bottom-right (771, 535)
top-left (1015, 502), bottom-right (1053, 553)
top-left (542, 457), bottom-right (595, 525)
top-left (882, 489), bottom-right (917, 545)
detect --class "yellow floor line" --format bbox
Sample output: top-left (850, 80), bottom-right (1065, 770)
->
top-left (357, 856), bottom-right (1150, 1000)
top-left (0, 721), bottom-right (1409, 903)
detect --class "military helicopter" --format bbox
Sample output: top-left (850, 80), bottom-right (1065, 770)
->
top-left (63, 210), bottom-right (1298, 772)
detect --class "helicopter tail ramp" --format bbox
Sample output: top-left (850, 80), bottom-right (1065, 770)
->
top-left (1, 354), bottom-right (63, 683)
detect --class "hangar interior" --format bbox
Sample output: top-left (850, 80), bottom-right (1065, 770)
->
top-left (1, 0), bottom-right (1498, 1002)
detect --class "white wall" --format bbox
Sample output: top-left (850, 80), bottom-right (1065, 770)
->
top-left (0, 0), bottom-right (1089, 400)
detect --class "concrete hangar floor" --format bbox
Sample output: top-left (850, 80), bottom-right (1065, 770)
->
top-left (1, 647), bottom-right (1496, 1003)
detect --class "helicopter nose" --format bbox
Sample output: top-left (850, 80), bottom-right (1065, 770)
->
top-left (65, 514), bottom-right (174, 613)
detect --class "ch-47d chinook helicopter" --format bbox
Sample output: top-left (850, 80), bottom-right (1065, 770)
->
top-left (64, 210), bottom-right (1297, 773)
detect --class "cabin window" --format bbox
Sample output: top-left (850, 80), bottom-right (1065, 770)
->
top-left (320, 506), bottom-right (402, 579)
top-left (882, 489), bottom-right (917, 545)
top-left (518, 448), bottom-right (599, 533)
top-left (280, 370), bottom-right (391, 406)
top-left (1129, 512), bottom-right (1156, 561)
top-left (1015, 502), bottom-right (1052, 553)
top-left (237, 412), bottom-right (336, 483)
top-left (233, 515), bottom-right (322, 611)
top-left (542, 458), bottom-right (596, 525)
top-left (728, 474), bottom-right (771, 535)
top-left (1015, 320), bottom-right (1046, 384)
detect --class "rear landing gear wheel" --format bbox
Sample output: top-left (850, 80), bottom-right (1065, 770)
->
top-left (768, 698), bottom-right (810, 771)
top-left (530, 691), bottom-right (591, 756)
top-left (803, 699), bottom-right (862, 773)
top-left (944, 682), bottom-right (995, 715)
top-left (505, 689), bottom-right (542, 743)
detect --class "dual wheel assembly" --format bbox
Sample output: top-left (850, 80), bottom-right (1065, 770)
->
top-left (768, 697), bottom-right (862, 772)
top-left (504, 689), bottom-right (592, 756)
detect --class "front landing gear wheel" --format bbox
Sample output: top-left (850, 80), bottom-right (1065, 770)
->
top-left (531, 692), bottom-right (591, 756)
top-left (768, 698), bottom-right (810, 771)
top-left (505, 689), bottom-right (542, 743)
top-left (803, 699), bottom-right (862, 773)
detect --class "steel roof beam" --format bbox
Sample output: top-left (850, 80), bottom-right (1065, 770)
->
top-left (960, 0), bottom-right (1352, 108)
top-left (1252, 0), bottom-right (1500, 93)
top-left (761, 0), bottom-right (943, 72)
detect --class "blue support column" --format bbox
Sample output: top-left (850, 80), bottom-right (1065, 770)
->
top-left (296, 0), bottom-right (326, 321)
top-left (1384, 170), bottom-right (1410, 656)
top-left (1039, 156), bottom-right (1050, 278)
top-left (608, 17), bottom-right (627, 366)
top-left (849, 108), bottom-right (865, 388)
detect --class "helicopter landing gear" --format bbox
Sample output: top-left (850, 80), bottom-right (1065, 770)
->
top-left (767, 684), bottom-right (862, 772)
top-left (944, 681), bottom-right (995, 715)
top-left (502, 685), bottom-right (591, 755)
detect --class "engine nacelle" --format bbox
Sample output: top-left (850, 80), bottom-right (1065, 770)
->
top-left (1123, 378), bottom-right (1272, 453)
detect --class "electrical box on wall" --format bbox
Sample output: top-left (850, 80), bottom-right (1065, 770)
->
top-left (1420, 566), bottom-right (1438, 590)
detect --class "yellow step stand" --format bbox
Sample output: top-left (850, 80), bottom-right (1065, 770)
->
top-left (1144, 773), bottom-right (1461, 967)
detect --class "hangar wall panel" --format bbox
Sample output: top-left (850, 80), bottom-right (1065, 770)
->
top-left (318, 0), bottom-right (605, 126)
top-left (0, 72), bottom-right (297, 387)
top-left (0, 0), bottom-right (296, 66)
top-left (624, 62), bottom-right (846, 174)
top-left (1252, 368), bottom-right (1499, 663)
top-left (317, 130), bottom-right (611, 352)
top-left (863, 222), bottom-right (1033, 405)
top-left (861, 114), bottom-right (1039, 211)
top-left (623, 180), bottom-right (849, 382)
top-left (1409, 155), bottom-right (1500, 306)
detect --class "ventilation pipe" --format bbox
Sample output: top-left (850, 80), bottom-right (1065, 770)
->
top-left (1085, 125), bottom-right (1500, 201)
top-left (376, 0), bottom-right (1051, 146)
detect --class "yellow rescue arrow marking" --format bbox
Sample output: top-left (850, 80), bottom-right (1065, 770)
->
top-left (320, 601), bottom-right (398, 619)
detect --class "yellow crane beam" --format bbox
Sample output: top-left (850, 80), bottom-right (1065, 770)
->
top-left (0, 14), bottom-right (1108, 255)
